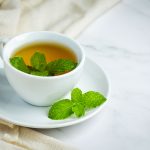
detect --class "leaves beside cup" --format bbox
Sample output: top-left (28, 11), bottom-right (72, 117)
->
top-left (10, 52), bottom-right (77, 76)
top-left (48, 88), bottom-right (107, 120)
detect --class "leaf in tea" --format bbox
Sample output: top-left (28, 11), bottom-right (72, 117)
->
top-left (30, 52), bottom-right (47, 71)
top-left (10, 57), bottom-right (30, 73)
top-left (31, 70), bottom-right (49, 76)
top-left (47, 59), bottom-right (77, 75)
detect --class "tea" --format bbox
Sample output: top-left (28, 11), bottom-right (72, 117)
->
top-left (10, 42), bottom-right (78, 76)
top-left (13, 42), bottom-right (77, 65)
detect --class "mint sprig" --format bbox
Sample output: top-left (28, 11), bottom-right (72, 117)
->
top-left (48, 88), bottom-right (107, 120)
top-left (10, 52), bottom-right (77, 76)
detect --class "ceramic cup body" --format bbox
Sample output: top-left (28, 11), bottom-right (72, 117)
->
top-left (1, 32), bottom-right (85, 106)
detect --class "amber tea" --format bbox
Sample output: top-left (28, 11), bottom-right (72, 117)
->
top-left (13, 42), bottom-right (77, 65)
top-left (10, 42), bottom-right (78, 76)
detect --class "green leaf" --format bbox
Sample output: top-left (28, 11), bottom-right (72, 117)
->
top-left (47, 59), bottom-right (77, 75)
top-left (71, 88), bottom-right (82, 103)
top-left (72, 103), bottom-right (85, 117)
top-left (71, 88), bottom-right (85, 117)
top-left (83, 91), bottom-right (106, 108)
top-left (31, 70), bottom-right (49, 76)
top-left (30, 52), bottom-right (47, 71)
top-left (48, 99), bottom-right (73, 120)
top-left (10, 57), bottom-right (30, 73)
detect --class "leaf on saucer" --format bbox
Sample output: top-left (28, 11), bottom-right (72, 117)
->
top-left (71, 88), bottom-right (85, 117)
top-left (71, 88), bottom-right (83, 103)
top-left (83, 91), bottom-right (106, 108)
top-left (48, 99), bottom-right (73, 120)
top-left (72, 103), bottom-right (85, 117)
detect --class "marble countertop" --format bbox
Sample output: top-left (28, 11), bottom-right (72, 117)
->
top-left (39, 0), bottom-right (150, 149)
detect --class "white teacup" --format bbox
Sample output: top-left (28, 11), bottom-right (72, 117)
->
top-left (0, 32), bottom-right (85, 106)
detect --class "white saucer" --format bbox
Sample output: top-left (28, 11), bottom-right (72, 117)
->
top-left (0, 58), bottom-right (110, 128)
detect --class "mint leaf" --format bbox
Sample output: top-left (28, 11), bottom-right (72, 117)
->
top-left (71, 88), bottom-right (82, 103)
top-left (10, 57), bottom-right (30, 73)
top-left (83, 91), bottom-right (106, 108)
top-left (72, 103), bottom-right (85, 117)
top-left (28, 64), bottom-right (49, 76)
top-left (47, 59), bottom-right (77, 75)
top-left (48, 99), bottom-right (73, 120)
top-left (30, 52), bottom-right (47, 71)
top-left (31, 70), bottom-right (49, 76)
top-left (71, 88), bottom-right (85, 117)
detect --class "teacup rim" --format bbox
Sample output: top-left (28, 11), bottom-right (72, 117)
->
top-left (3, 31), bottom-right (85, 80)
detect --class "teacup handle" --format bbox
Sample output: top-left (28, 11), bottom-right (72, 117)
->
top-left (0, 37), bottom-right (10, 68)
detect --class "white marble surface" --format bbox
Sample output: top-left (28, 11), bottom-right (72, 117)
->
top-left (39, 0), bottom-right (150, 149)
